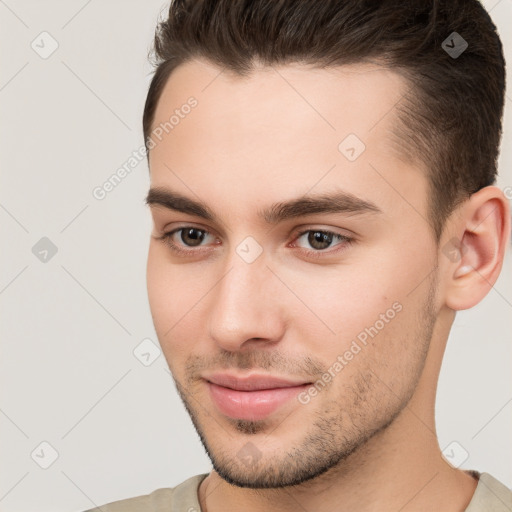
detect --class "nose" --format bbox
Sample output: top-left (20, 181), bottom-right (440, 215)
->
top-left (207, 251), bottom-right (286, 352)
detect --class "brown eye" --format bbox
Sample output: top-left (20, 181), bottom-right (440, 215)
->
top-left (179, 228), bottom-right (207, 247)
top-left (306, 231), bottom-right (335, 250)
top-left (295, 229), bottom-right (350, 252)
top-left (157, 226), bottom-right (216, 255)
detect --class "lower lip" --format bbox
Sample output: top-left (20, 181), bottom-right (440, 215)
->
top-left (206, 381), bottom-right (310, 421)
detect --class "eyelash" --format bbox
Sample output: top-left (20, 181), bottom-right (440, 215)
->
top-left (155, 226), bottom-right (354, 259)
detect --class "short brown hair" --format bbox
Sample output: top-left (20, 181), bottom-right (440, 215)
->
top-left (142, 0), bottom-right (505, 240)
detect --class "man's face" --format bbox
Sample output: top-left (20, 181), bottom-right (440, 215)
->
top-left (146, 60), bottom-right (440, 488)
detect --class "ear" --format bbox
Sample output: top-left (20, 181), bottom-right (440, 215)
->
top-left (443, 186), bottom-right (510, 311)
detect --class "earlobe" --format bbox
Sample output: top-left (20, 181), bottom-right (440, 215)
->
top-left (444, 186), bottom-right (510, 311)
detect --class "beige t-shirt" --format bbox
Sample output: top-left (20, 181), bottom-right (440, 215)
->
top-left (83, 471), bottom-right (512, 511)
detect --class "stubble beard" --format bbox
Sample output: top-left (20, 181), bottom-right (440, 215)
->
top-left (170, 274), bottom-right (438, 489)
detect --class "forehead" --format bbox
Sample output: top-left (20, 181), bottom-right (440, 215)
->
top-left (150, 58), bottom-right (408, 149)
top-left (148, 59), bottom-right (427, 225)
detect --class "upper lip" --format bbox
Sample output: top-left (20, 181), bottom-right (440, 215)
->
top-left (204, 373), bottom-right (311, 391)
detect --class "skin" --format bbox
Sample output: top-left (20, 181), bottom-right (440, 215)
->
top-left (145, 58), bottom-right (510, 512)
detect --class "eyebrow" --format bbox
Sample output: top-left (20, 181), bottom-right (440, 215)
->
top-left (145, 186), bottom-right (382, 225)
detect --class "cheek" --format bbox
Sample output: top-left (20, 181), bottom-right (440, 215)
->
top-left (279, 261), bottom-right (403, 345)
top-left (147, 244), bottom-right (202, 312)
top-left (146, 244), bottom-right (210, 363)
top-left (146, 245), bottom-right (171, 329)
top-left (284, 244), bottom-right (432, 367)
top-left (146, 246), bottom-right (189, 343)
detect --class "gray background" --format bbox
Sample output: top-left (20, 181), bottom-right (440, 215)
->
top-left (1, 1), bottom-right (511, 511)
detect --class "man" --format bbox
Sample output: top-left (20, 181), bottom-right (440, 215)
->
top-left (85, 0), bottom-right (511, 510)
